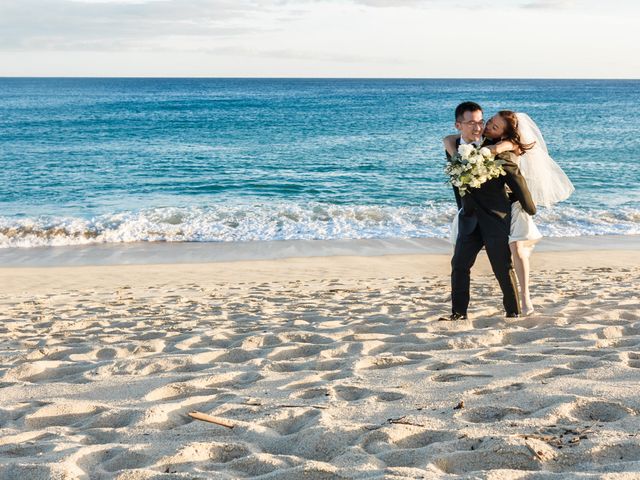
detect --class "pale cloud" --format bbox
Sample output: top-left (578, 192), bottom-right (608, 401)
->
top-left (202, 44), bottom-right (410, 64)
top-left (0, 0), bottom-right (638, 77)
top-left (522, 0), bottom-right (575, 9)
top-left (0, 0), bottom-right (455, 52)
top-left (0, 0), bottom-right (279, 50)
top-left (347, 0), bottom-right (433, 6)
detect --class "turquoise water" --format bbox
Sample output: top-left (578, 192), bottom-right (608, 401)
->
top-left (1, 78), bottom-right (639, 248)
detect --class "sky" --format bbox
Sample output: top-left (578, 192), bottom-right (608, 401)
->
top-left (0, 0), bottom-right (638, 78)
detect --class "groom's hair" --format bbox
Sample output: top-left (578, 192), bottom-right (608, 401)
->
top-left (455, 102), bottom-right (482, 121)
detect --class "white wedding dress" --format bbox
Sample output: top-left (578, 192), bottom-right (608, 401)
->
top-left (449, 201), bottom-right (541, 245)
top-left (507, 179), bottom-right (543, 245)
top-left (449, 113), bottom-right (574, 246)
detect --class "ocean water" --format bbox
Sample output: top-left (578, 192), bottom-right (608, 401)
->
top-left (1, 78), bottom-right (639, 249)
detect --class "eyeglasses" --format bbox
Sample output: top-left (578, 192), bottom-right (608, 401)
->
top-left (460, 120), bottom-right (485, 127)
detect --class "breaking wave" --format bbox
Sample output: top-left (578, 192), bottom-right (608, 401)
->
top-left (1, 203), bottom-right (639, 249)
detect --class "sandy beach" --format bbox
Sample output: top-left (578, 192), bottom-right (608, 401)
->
top-left (1, 244), bottom-right (640, 479)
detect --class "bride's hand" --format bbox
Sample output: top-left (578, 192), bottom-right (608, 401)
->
top-left (486, 145), bottom-right (498, 155)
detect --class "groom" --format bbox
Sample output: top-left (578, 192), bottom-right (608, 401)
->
top-left (442, 102), bottom-right (537, 320)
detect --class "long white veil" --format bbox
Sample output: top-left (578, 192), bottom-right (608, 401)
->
top-left (516, 113), bottom-right (575, 208)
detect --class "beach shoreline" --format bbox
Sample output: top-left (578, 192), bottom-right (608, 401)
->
top-left (1, 233), bottom-right (638, 269)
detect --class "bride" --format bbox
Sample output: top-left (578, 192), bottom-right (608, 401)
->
top-left (444, 111), bottom-right (574, 315)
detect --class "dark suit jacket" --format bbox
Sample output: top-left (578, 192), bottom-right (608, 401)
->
top-left (446, 137), bottom-right (536, 236)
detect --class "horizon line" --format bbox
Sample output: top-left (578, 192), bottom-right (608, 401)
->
top-left (1, 76), bottom-right (639, 81)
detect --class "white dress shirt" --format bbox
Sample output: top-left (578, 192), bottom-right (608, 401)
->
top-left (460, 136), bottom-right (484, 147)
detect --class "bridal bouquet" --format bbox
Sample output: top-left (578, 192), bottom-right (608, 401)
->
top-left (445, 144), bottom-right (506, 196)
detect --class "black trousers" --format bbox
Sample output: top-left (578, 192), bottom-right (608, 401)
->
top-left (451, 218), bottom-right (520, 316)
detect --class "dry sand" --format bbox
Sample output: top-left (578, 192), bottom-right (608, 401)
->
top-left (1, 249), bottom-right (640, 479)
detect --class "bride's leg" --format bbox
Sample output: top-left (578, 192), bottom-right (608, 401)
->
top-left (510, 241), bottom-right (533, 314)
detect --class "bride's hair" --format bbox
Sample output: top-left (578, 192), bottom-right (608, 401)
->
top-left (498, 110), bottom-right (536, 155)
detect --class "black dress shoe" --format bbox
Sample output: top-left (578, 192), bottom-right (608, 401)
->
top-left (438, 313), bottom-right (468, 321)
top-left (506, 312), bottom-right (519, 318)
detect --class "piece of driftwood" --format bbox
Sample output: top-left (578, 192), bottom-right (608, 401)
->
top-left (188, 411), bottom-right (234, 428)
top-left (277, 404), bottom-right (329, 410)
top-left (518, 426), bottom-right (593, 449)
top-left (387, 415), bottom-right (425, 427)
top-left (240, 400), bottom-right (328, 410)
top-left (525, 443), bottom-right (545, 460)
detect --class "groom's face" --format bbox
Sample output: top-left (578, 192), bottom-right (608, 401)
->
top-left (455, 110), bottom-right (484, 143)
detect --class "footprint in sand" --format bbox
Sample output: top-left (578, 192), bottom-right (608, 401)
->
top-left (260, 408), bottom-right (322, 436)
top-left (0, 401), bottom-right (51, 427)
top-left (157, 442), bottom-right (253, 473)
top-left (625, 352), bottom-right (640, 369)
top-left (401, 351), bottom-right (433, 360)
top-left (431, 372), bottom-right (492, 383)
top-left (267, 344), bottom-right (327, 361)
top-left (7, 360), bottom-right (95, 384)
top-left (321, 370), bottom-right (352, 381)
top-left (355, 355), bottom-right (417, 370)
top-left (211, 348), bottom-right (262, 364)
top-left (269, 358), bottom-right (345, 373)
top-left (206, 371), bottom-right (263, 388)
top-left (82, 409), bottom-right (140, 429)
top-left (569, 400), bottom-right (633, 423)
top-left (24, 402), bottom-right (105, 429)
top-left (461, 406), bottom-right (529, 423)
top-left (375, 391), bottom-right (405, 402)
top-left (94, 347), bottom-right (127, 360)
top-left (481, 350), bottom-right (547, 363)
top-left (393, 429), bottom-right (456, 450)
top-left (432, 437), bottom-right (547, 474)
top-left (145, 382), bottom-right (223, 402)
top-left (497, 353), bottom-right (546, 364)
top-left (224, 453), bottom-right (289, 477)
top-left (0, 432), bottom-right (59, 459)
top-left (531, 367), bottom-right (577, 380)
top-left (294, 387), bottom-right (330, 399)
top-left (361, 426), bottom-right (453, 457)
top-left (332, 385), bottom-right (372, 401)
top-left (376, 448), bottom-right (427, 468)
top-left (474, 382), bottom-right (526, 395)
top-left (238, 334), bottom-right (282, 349)
top-left (80, 429), bottom-right (125, 445)
top-left (276, 332), bottom-right (335, 344)
top-left (264, 424), bottom-right (362, 463)
top-left (586, 442), bottom-right (640, 467)
top-left (567, 359), bottom-right (601, 370)
top-left (383, 426), bottom-right (455, 450)
top-left (77, 446), bottom-right (155, 474)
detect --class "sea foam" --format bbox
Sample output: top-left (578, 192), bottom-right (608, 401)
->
top-left (1, 203), bottom-right (638, 249)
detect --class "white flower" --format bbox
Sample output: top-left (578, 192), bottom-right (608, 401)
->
top-left (446, 144), bottom-right (506, 193)
top-left (457, 144), bottom-right (474, 159)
